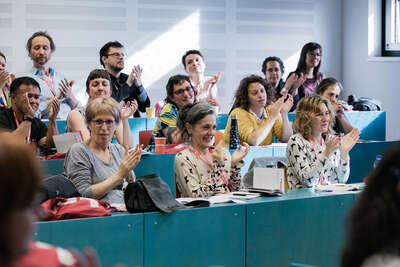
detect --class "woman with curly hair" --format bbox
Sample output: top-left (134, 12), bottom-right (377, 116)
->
top-left (341, 142), bottom-right (400, 267)
top-left (223, 74), bottom-right (293, 146)
top-left (286, 96), bottom-right (359, 189)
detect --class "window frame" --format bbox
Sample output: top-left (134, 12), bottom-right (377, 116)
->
top-left (382, 0), bottom-right (400, 56)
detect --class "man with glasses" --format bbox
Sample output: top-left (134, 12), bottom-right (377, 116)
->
top-left (0, 77), bottom-right (59, 151)
top-left (99, 41), bottom-right (150, 117)
top-left (151, 75), bottom-right (196, 144)
top-left (26, 31), bottom-right (79, 120)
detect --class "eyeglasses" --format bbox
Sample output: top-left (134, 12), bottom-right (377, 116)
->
top-left (107, 52), bottom-right (125, 58)
top-left (27, 93), bottom-right (40, 99)
top-left (91, 119), bottom-right (116, 127)
top-left (308, 52), bottom-right (321, 58)
top-left (174, 87), bottom-right (193, 95)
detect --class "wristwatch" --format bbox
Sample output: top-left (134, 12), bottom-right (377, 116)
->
top-left (22, 115), bottom-right (34, 122)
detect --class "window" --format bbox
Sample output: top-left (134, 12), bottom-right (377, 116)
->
top-left (383, 0), bottom-right (400, 56)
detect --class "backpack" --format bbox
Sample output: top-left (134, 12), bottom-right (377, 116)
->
top-left (124, 173), bottom-right (185, 213)
top-left (347, 95), bottom-right (382, 111)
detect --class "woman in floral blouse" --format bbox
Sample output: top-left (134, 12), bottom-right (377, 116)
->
top-left (174, 102), bottom-right (249, 197)
top-left (286, 96), bottom-right (359, 189)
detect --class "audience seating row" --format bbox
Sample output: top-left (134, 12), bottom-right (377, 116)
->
top-left (35, 189), bottom-right (356, 267)
top-left (44, 111), bottom-right (386, 146)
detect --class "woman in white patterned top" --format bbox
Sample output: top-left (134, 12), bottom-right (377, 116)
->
top-left (286, 96), bottom-right (359, 189)
top-left (174, 102), bottom-right (249, 197)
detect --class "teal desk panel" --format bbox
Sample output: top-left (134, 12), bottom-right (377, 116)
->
top-left (348, 141), bottom-right (396, 183)
top-left (42, 159), bottom-right (65, 174)
top-left (145, 117), bottom-right (157, 130)
top-left (347, 111), bottom-right (385, 141)
top-left (128, 118), bottom-right (147, 146)
top-left (216, 114), bottom-right (228, 130)
top-left (143, 204), bottom-right (246, 267)
top-left (43, 120), bottom-right (67, 134)
top-left (134, 153), bottom-right (176, 196)
top-left (246, 190), bottom-right (355, 267)
top-left (35, 213), bottom-right (144, 267)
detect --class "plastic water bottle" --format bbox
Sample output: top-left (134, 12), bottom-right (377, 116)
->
top-left (373, 155), bottom-right (382, 169)
top-left (229, 114), bottom-right (239, 150)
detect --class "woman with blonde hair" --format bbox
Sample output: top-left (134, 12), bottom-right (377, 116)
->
top-left (286, 96), bottom-right (359, 189)
top-left (65, 97), bottom-right (142, 204)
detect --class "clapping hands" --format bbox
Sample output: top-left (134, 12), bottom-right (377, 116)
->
top-left (120, 100), bottom-right (138, 119)
top-left (340, 128), bottom-right (360, 159)
top-left (127, 65), bottom-right (143, 87)
top-left (231, 142), bottom-right (250, 165)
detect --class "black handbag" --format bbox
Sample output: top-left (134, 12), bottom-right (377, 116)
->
top-left (124, 173), bottom-right (185, 213)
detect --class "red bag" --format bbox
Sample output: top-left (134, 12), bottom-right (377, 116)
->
top-left (12, 241), bottom-right (79, 267)
top-left (41, 197), bottom-right (112, 221)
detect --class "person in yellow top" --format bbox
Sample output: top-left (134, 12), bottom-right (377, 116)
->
top-left (223, 75), bottom-right (293, 146)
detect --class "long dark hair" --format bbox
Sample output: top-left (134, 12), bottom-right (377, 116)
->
top-left (230, 75), bottom-right (273, 112)
top-left (341, 142), bottom-right (400, 267)
top-left (295, 42), bottom-right (322, 78)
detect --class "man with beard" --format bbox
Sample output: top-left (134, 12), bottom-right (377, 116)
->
top-left (99, 41), bottom-right (150, 117)
top-left (0, 77), bottom-right (59, 150)
top-left (26, 31), bottom-right (79, 120)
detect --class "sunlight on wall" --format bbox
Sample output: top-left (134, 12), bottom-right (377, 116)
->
top-left (284, 49), bottom-right (301, 79)
top-left (124, 11), bottom-right (200, 88)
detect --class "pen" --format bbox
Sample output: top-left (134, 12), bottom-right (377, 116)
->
top-left (315, 189), bottom-right (333, 192)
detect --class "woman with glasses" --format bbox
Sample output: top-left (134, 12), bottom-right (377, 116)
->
top-left (65, 97), bottom-right (142, 204)
top-left (66, 69), bottom-right (136, 148)
top-left (289, 42), bottom-right (324, 109)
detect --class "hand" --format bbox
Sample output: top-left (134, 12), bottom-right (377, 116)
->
top-left (322, 135), bottom-right (340, 158)
top-left (204, 72), bottom-right (222, 92)
top-left (205, 98), bottom-right (217, 106)
top-left (282, 73), bottom-right (298, 95)
top-left (118, 144), bottom-right (142, 177)
top-left (340, 128), bottom-right (360, 158)
top-left (290, 73), bottom-right (306, 96)
top-left (210, 140), bottom-right (224, 162)
top-left (280, 95), bottom-right (293, 115)
top-left (48, 97), bottom-right (60, 121)
top-left (58, 78), bottom-right (74, 100)
top-left (22, 93), bottom-right (35, 118)
top-left (231, 142), bottom-right (250, 165)
top-left (127, 65), bottom-right (143, 87)
top-left (0, 69), bottom-right (10, 89)
top-left (70, 247), bottom-right (100, 267)
top-left (269, 96), bottom-right (285, 119)
top-left (120, 100), bottom-right (138, 119)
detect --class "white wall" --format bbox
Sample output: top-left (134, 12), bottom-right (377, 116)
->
top-left (342, 0), bottom-right (400, 141)
top-left (1, 0), bottom-right (341, 114)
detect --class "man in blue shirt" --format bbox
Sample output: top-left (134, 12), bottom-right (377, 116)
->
top-left (26, 31), bottom-right (79, 119)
